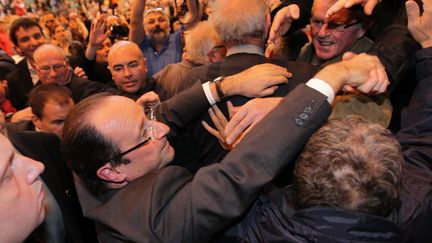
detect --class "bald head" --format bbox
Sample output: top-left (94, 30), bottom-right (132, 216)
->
top-left (108, 41), bottom-right (148, 93)
top-left (108, 41), bottom-right (145, 66)
top-left (34, 44), bottom-right (71, 85)
top-left (34, 44), bottom-right (67, 65)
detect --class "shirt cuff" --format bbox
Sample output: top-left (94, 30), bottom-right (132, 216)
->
top-left (202, 81), bottom-right (216, 105)
top-left (306, 78), bottom-right (335, 104)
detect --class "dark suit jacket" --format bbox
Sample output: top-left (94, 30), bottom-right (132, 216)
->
top-left (9, 132), bottom-right (97, 243)
top-left (175, 53), bottom-right (319, 171)
top-left (6, 58), bottom-right (34, 110)
top-left (74, 84), bottom-right (331, 242)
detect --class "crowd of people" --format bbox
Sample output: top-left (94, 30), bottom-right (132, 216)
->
top-left (0, 0), bottom-right (431, 242)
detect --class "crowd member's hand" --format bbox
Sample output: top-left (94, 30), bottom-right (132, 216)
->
top-left (326, 0), bottom-right (381, 18)
top-left (202, 104), bottom-right (233, 150)
top-left (74, 67), bottom-right (88, 79)
top-left (315, 52), bottom-right (388, 94)
top-left (268, 4), bottom-right (300, 44)
top-left (406, 0), bottom-right (432, 48)
top-left (223, 63), bottom-right (292, 98)
top-left (10, 107), bottom-right (33, 123)
top-left (89, 15), bottom-right (109, 47)
top-left (224, 97), bottom-right (283, 145)
top-left (136, 91), bottom-right (161, 109)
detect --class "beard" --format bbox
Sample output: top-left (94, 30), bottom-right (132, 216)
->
top-left (148, 26), bottom-right (170, 45)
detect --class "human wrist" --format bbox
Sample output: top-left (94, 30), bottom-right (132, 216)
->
top-left (314, 63), bottom-right (347, 93)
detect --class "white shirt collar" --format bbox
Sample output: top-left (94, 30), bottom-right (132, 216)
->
top-left (226, 44), bottom-right (264, 57)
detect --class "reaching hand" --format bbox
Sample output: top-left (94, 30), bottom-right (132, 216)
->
top-left (225, 63), bottom-right (292, 98)
top-left (268, 4), bottom-right (300, 44)
top-left (406, 0), bottom-right (432, 48)
top-left (341, 52), bottom-right (389, 93)
top-left (224, 98), bottom-right (283, 145)
top-left (73, 66), bottom-right (88, 79)
top-left (136, 91), bottom-right (161, 109)
top-left (326, 0), bottom-right (381, 18)
top-left (89, 15), bottom-right (110, 47)
top-left (202, 104), bottom-right (233, 150)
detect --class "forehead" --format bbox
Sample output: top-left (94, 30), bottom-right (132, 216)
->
top-left (109, 45), bottom-right (143, 64)
top-left (145, 12), bottom-right (167, 21)
top-left (36, 49), bottom-right (65, 62)
top-left (89, 97), bottom-right (145, 138)
top-left (15, 26), bottom-right (42, 38)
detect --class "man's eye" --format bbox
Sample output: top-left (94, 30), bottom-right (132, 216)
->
top-left (113, 66), bottom-right (124, 72)
top-left (128, 62), bottom-right (139, 68)
top-left (328, 21), bottom-right (345, 29)
top-left (19, 37), bottom-right (30, 43)
top-left (34, 33), bottom-right (42, 39)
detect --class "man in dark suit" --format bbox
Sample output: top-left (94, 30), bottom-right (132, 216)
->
top-left (6, 17), bottom-right (47, 110)
top-left (61, 50), bottom-right (387, 242)
top-left (9, 131), bottom-right (97, 243)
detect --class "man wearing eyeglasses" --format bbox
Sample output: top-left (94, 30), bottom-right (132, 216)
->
top-left (297, 0), bottom-right (372, 65)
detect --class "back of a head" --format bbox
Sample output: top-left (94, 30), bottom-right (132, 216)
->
top-left (0, 52), bottom-right (16, 80)
top-left (185, 21), bottom-right (222, 65)
top-left (293, 116), bottom-right (403, 217)
top-left (62, 94), bottom-right (125, 198)
top-left (209, 0), bottom-right (268, 43)
top-left (9, 17), bottom-right (43, 46)
top-left (28, 83), bottom-right (72, 119)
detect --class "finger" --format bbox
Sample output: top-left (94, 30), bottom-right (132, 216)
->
top-left (211, 104), bottom-right (228, 127)
top-left (208, 107), bottom-right (225, 133)
top-left (405, 1), bottom-right (420, 27)
top-left (225, 107), bottom-right (248, 137)
top-left (342, 85), bottom-right (355, 93)
top-left (287, 4), bottom-right (300, 19)
top-left (342, 51), bottom-right (356, 60)
top-left (363, 0), bottom-right (378, 15)
top-left (257, 86), bottom-right (279, 97)
top-left (226, 111), bottom-right (253, 145)
top-left (202, 120), bottom-right (223, 141)
top-left (227, 101), bottom-right (237, 118)
top-left (326, 0), bottom-right (347, 18)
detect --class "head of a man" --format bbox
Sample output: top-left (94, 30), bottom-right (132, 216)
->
top-left (108, 41), bottom-right (147, 93)
top-left (0, 134), bottom-right (45, 242)
top-left (293, 116), bottom-right (403, 217)
top-left (9, 17), bottom-right (47, 60)
top-left (52, 24), bottom-right (71, 43)
top-left (185, 21), bottom-right (226, 65)
top-left (34, 44), bottom-right (72, 85)
top-left (310, 0), bottom-right (370, 61)
top-left (144, 9), bottom-right (171, 45)
top-left (29, 84), bottom-right (75, 138)
top-left (209, 0), bottom-right (270, 45)
top-left (62, 94), bottom-right (174, 197)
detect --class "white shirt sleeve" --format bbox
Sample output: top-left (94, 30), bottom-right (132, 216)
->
top-left (306, 78), bottom-right (335, 104)
top-left (202, 81), bottom-right (216, 105)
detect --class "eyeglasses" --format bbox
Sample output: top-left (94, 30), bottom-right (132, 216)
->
top-left (37, 62), bottom-right (67, 74)
top-left (113, 137), bottom-right (151, 161)
top-left (310, 17), bottom-right (362, 32)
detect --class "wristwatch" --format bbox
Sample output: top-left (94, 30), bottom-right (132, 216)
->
top-left (213, 76), bottom-right (225, 100)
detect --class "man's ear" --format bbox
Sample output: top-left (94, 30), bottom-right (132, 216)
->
top-left (96, 163), bottom-right (127, 183)
top-left (14, 46), bottom-right (23, 56)
top-left (207, 50), bottom-right (215, 63)
top-left (31, 114), bottom-right (42, 130)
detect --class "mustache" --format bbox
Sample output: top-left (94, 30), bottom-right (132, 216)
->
top-left (152, 26), bottom-right (164, 34)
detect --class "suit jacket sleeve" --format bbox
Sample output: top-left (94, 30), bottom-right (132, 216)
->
top-left (152, 84), bottom-right (331, 242)
top-left (396, 47), bottom-right (432, 171)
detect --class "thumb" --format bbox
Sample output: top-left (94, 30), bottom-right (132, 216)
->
top-left (405, 1), bottom-right (420, 25)
top-left (342, 51), bottom-right (356, 61)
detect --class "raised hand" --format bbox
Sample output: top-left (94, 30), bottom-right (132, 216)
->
top-left (326, 0), bottom-right (381, 18)
top-left (267, 4), bottom-right (300, 44)
top-left (406, 0), bottom-right (432, 48)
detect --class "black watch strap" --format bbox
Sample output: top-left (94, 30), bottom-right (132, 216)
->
top-left (213, 76), bottom-right (225, 100)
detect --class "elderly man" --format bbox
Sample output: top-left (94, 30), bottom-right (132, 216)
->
top-left (62, 49), bottom-right (386, 242)
top-left (129, 0), bottom-right (200, 76)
